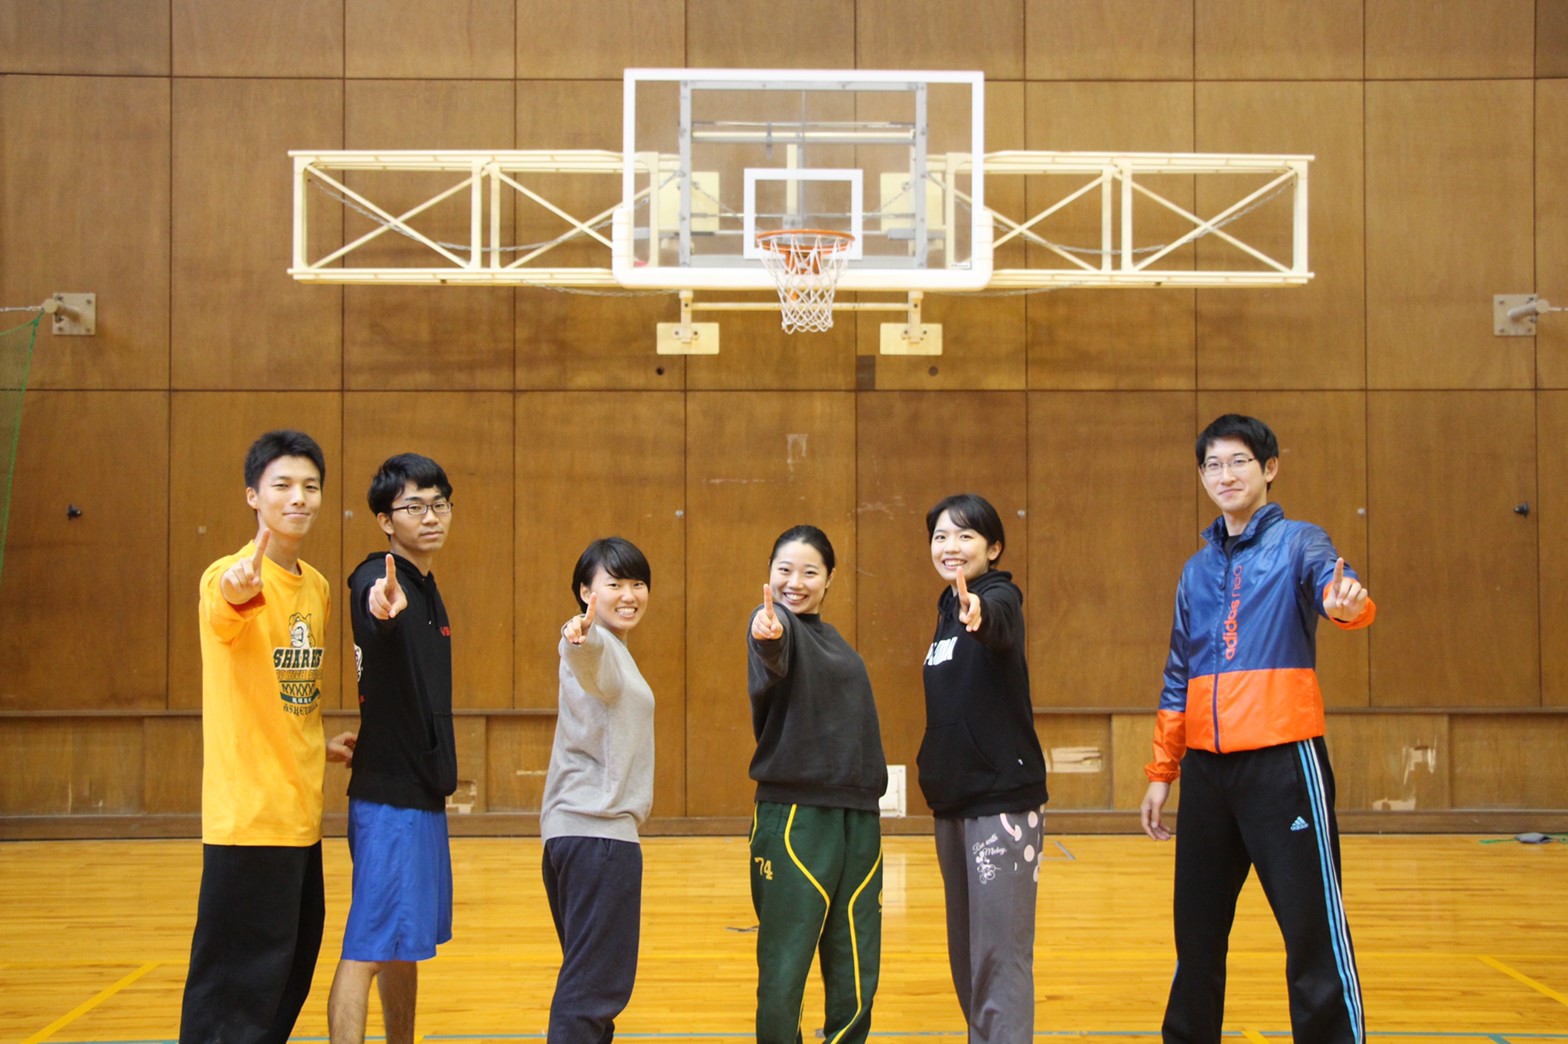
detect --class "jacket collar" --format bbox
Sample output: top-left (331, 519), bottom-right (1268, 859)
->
top-left (1202, 501), bottom-right (1284, 551)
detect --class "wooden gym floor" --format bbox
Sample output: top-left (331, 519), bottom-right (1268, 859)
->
top-left (2, 833), bottom-right (1566, 1043)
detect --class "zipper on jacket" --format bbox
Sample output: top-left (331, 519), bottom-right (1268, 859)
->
top-left (1210, 543), bottom-right (1233, 753)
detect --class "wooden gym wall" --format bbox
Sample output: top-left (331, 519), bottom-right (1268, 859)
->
top-left (1, 0), bottom-right (1566, 838)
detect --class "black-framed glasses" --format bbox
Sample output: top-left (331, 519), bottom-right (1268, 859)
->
top-left (389, 500), bottom-right (453, 517)
top-left (1200, 455), bottom-right (1256, 478)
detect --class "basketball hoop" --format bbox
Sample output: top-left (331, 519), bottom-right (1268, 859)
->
top-left (756, 230), bottom-right (855, 334)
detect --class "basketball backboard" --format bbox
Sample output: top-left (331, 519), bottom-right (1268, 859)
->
top-left (611, 68), bottom-right (991, 292)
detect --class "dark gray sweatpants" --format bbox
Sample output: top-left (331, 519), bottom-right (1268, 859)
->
top-left (933, 809), bottom-right (1045, 1043)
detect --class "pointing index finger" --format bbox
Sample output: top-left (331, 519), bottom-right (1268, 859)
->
top-left (762, 584), bottom-right (774, 616)
top-left (955, 569), bottom-right (970, 601)
top-left (583, 592), bottom-right (597, 626)
top-left (253, 527), bottom-right (271, 569)
top-left (1333, 557), bottom-right (1345, 590)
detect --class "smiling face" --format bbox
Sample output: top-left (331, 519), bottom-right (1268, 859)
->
top-left (580, 566), bottom-right (649, 638)
top-left (769, 539), bottom-right (834, 617)
top-left (1200, 435), bottom-right (1278, 532)
top-left (929, 509), bottom-right (1001, 585)
top-left (245, 455), bottom-right (322, 545)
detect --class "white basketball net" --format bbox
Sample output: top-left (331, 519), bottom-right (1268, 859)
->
top-left (756, 230), bottom-right (855, 334)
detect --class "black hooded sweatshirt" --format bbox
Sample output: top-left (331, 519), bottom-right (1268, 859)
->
top-left (917, 569), bottom-right (1048, 818)
top-left (345, 552), bottom-right (457, 811)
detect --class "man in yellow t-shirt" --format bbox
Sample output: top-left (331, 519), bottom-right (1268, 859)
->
top-left (179, 429), bottom-right (355, 1044)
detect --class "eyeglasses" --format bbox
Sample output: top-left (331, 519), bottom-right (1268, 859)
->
top-left (1200, 455), bottom-right (1256, 478)
top-left (389, 500), bottom-right (453, 517)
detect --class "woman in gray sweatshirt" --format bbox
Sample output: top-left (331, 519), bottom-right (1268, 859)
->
top-left (540, 537), bottom-right (654, 1043)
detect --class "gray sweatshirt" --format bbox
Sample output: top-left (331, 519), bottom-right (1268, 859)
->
top-left (540, 623), bottom-right (655, 842)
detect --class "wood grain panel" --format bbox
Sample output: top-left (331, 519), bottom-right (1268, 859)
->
top-left (1540, 393), bottom-right (1568, 706)
top-left (1110, 712), bottom-right (1165, 811)
top-left (342, 81), bottom-right (516, 391)
top-left (0, 77), bottom-right (169, 390)
top-left (1195, 392), bottom-right (1371, 707)
top-left (1029, 392), bottom-right (1196, 708)
top-left (866, 82), bottom-right (1027, 391)
top-left (857, 0), bottom-right (1024, 78)
top-left (172, 0), bottom-right (344, 77)
top-left (1366, 0), bottom-right (1535, 79)
top-left (484, 714), bottom-right (554, 811)
top-left (685, 0), bottom-right (854, 69)
top-left (1544, 0), bottom-right (1568, 77)
top-left (143, 716), bottom-right (203, 814)
top-left (0, 393), bottom-right (167, 710)
top-left (167, 393), bottom-right (343, 711)
top-left (345, 0), bottom-right (513, 79)
top-left (513, 392), bottom-right (687, 815)
top-left (172, 78), bottom-right (344, 391)
top-left (1368, 392), bottom-right (1538, 707)
top-left (341, 391), bottom-right (514, 709)
top-left (1038, 714), bottom-right (1112, 810)
top-left (1195, 82), bottom-right (1365, 391)
top-left (513, 80), bottom-right (685, 390)
top-left (1451, 715), bottom-right (1568, 808)
top-left (0, 0), bottom-right (169, 74)
top-left (515, 0), bottom-right (683, 78)
top-left (1366, 81), bottom-right (1534, 389)
top-left (855, 391), bottom-right (1028, 805)
top-left (1324, 714), bottom-right (1450, 813)
top-left (1540, 81), bottom-right (1568, 389)
top-left (685, 392), bottom-right (857, 818)
top-left (0, 719), bottom-right (143, 815)
top-left (448, 715), bottom-right (487, 814)
top-left (1023, 82), bottom-right (1196, 390)
top-left (1195, 0), bottom-right (1363, 80)
top-left (1024, 0), bottom-right (1192, 80)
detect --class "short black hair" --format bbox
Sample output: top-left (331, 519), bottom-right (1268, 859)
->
top-left (368, 453), bottom-right (452, 516)
top-left (571, 537), bottom-right (651, 612)
top-left (244, 430), bottom-right (325, 490)
top-left (1195, 414), bottom-right (1279, 467)
top-left (769, 524), bottom-right (836, 574)
top-left (926, 493), bottom-right (1006, 566)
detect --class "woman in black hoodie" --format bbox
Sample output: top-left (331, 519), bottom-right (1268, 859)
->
top-left (918, 493), bottom-right (1048, 1043)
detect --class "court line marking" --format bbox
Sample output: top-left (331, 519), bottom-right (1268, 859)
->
top-left (22, 961), bottom-right (161, 1044)
top-left (1478, 955), bottom-right (1568, 1009)
top-left (1240, 1030), bottom-right (1270, 1044)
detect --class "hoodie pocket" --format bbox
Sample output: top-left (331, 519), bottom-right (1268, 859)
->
top-left (916, 720), bottom-right (1000, 808)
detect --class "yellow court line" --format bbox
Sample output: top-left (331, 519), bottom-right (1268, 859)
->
top-left (1477, 955), bottom-right (1568, 1009)
top-left (1241, 1030), bottom-right (1271, 1044)
top-left (22, 961), bottom-right (161, 1044)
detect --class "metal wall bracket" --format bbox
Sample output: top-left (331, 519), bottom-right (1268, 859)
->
top-left (879, 292), bottom-right (942, 355)
top-left (1494, 294), bottom-right (1538, 337)
top-left (47, 293), bottom-right (96, 336)
top-left (656, 290), bottom-right (720, 354)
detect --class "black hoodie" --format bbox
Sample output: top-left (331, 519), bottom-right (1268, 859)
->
top-left (345, 552), bottom-right (457, 811)
top-left (917, 569), bottom-right (1048, 817)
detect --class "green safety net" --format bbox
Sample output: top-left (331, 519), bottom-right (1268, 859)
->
top-left (0, 312), bottom-right (41, 590)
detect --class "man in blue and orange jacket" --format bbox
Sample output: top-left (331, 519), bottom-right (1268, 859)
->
top-left (1141, 414), bottom-right (1374, 1044)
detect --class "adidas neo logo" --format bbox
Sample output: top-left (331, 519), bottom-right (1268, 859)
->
top-left (1290, 816), bottom-right (1310, 832)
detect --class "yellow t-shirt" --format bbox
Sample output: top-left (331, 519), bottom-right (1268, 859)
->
top-left (198, 543), bottom-right (332, 846)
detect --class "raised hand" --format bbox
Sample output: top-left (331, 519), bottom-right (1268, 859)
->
top-left (564, 592), bottom-right (598, 645)
top-left (955, 570), bottom-right (983, 633)
top-left (751, 584), bottom-right (784, 641)
top-left (368, 553), bottom-right (407, 620)
top-left (220, 526), bottom-right (270, 604)
top-left (1322, 557), bottom-right (1369, 622)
